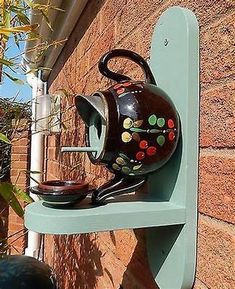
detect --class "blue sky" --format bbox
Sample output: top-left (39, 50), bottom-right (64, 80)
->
top-left (0, 37), bottom-right (31, 103)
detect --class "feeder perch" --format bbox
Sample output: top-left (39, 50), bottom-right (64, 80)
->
top-left (25, 6), bottom-right (199, 289)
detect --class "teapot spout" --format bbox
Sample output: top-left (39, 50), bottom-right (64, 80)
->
top-left (75, 93), bottom-right (107, 162)
top-left (92, 175), bottom-right (147, 205)
top-left (75, 94), bottom-right (106, 126)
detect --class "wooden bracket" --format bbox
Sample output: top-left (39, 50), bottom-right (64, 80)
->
top-left (147, 6), bottom-right (199, 289)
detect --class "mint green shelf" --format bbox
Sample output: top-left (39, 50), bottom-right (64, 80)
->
top-left (25, 200), bottom-right (185, 234)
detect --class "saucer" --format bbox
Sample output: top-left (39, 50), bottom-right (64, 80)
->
top-left (30, 180), bottom-right (92, 207)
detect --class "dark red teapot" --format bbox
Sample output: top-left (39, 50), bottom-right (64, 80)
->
top-left (75, 49), bottom-right (180, 204)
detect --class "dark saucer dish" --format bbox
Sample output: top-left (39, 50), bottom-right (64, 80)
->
top-left (30, 180), bottom-right (92, 207)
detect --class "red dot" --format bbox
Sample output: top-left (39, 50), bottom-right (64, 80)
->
top-left (113, 84), bottom-right (122, 89)
top-left (117, 88), bottom-right (125, 94)
top-left (139, 140), bottom-right (148, 149)
top-left (136, 151), bottom-right (145, 160)
top-left (123, 82), bottom-right (132, 87)
top-left (146, 146), bottom-right (157, 156)
top-left (168, 131), bottom-right (175, 141)
top-left (168, 119), bottom-right (175, 128)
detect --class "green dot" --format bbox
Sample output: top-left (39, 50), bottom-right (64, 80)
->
top-left (112, 163), bottom-right (121, 171)
top-left (119, 153), bottom-right (130, 161)
top-left (121, 166), bottom-right (131, 175)
top-left (157, 118), bottom-right (165, 127)
top-left (157, 135), bottom-right (165, 146)
top-left (148, 114), bottom-right (157, 126)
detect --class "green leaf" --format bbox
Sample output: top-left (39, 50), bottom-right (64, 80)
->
top-left (0, 183), bottom-right (24, 218)
top-left (130, 127), bottom-right (146, 133)
top-left (0, 58), bottom-right (14, 67)
top-left (0, 133), bottom-right (11, 144)
top-left (16, 12), bottom-right (30, 25)
top-left (40, 10), bottom-right (53, 31)
top-left (0, 24), bottom-right (38, 35)
top-left (3, 72), bottom-right (24, 84)
top-left (13, 186), bottom-right (33, 204)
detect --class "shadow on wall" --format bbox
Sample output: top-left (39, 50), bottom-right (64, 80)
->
top-left (52, 234), bottom-right (106, 289)
top-left (120, 229), bottom-right (159, 289)
top-left (50, 229), bottom-right (158, 289)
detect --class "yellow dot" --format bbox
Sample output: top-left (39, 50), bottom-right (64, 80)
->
top-left (116, 157), bottom-right (126, 166)
top-left (123, 118), bottom-right (133, 129)
top-left (121, 132), bottom-right (132, 143)
top-left (112, 163), bottom-right (121, 171)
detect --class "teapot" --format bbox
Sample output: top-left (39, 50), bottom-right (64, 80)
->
top-left (75, 49), bottom-right (180, 204)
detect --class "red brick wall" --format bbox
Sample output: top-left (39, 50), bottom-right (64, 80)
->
top-left (9, 130), bottom-right (30, 254)
top-left (44, 1), bottom-right (235, 288)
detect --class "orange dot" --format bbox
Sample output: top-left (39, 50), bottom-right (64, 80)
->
top-left (117, 88), bottom-right (125, 94)
top-left (136, 151), bottom-right (145, 160)
top-left (113, 84), bottom-right (122, 89)
top-left (168, 119), bottom-right (175, 128)
top-left (123, 82), bottom-right (132, 87)
top-left (146, 146), bottom-right (157, 156)
top-left (168, 131), bottom-right (175, 141)
top-left (139, 140), bottom-right (148, 149)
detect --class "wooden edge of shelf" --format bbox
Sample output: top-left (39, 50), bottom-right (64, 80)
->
top-left (25, 200), bottom-right (186, 235)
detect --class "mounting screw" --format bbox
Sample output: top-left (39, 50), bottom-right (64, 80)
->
top-left (164, 39), bottom-right (169, 46)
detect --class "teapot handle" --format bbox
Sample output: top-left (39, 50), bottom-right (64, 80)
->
top-left (98, 49), bottom-right (156, 85)
top-left (92, 174), bottom-right (147, 205)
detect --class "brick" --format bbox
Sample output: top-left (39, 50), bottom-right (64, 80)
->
top-left (96, 229), bottom-right (157, 289)
top-left (12, 137), bottom-right (29, 146)
top-left (76, 15), bottom-right (101, 61)
top-left (76, 52), bottom-right (90, 82)
top-left (12, 146), bottom-right (28, 155)
top-left (11, 175), bottom-right (27, 185)
top-left (199, 151), bottom-right (235, 224)
top-left (7, 214), bottom-right (21, 224)
top-left (196, 214), bottom-right (235, 289)
top-left (100, 0), bottom-right (127, 33)
top-left (200, 11), bottom-right (235, 86)
top-left (11, 154), bottom-right (28, 162)
top-left (11, 160), bottom-right (28, 170)
top-left (194, 278), bottom-right (209, 289)
top-left (115, 0), bottom-right (235, 44)
top-left (47, 161), bottom-right (60, 178)
top-left (200, 82), bottom-right (235, 147)
top-left (88, 25), bottom-right (115, 72)
top-left (69, 0), bottom-right (103, 60)
top-left (47, 135), bottom-right (57, 147)
top-left (176, 0), bottom-right (235, 27)
top-left (48, 147), bottom-right (59, 161)
top-left (115, 0), bottom-right (165, 43)
top-left (8, 222), bottom-right (24, 232)
top-left (10, 169), bottom-right (22, 177)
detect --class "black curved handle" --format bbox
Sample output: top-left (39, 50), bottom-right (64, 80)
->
top-left (92, 174), bottom-right (147, 205)
top-left (98, 49), bottom-right (156, 85)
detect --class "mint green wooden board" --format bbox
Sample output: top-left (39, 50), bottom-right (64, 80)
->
top-left (25, 200), bottom-right (185, 234)
top-left (25, 6), bottom-right (199, 289)
top-left (147, 6), bottom-right (199, 289)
